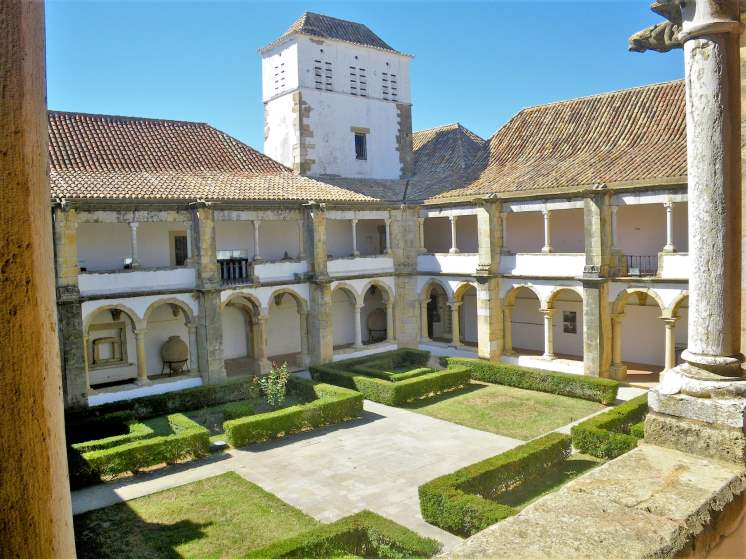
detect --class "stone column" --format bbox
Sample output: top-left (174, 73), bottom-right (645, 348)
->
top-left (541, 209), bottom-right (553, 253)
top-left (384, 217), bottom-right (392, 254)
top-left (185, 221), bottom-right (194, 265)
top-left (1, 3), bottom-right (76, 554)
top-left (134, 329), bottom-right (150, 385)
top-left (297, 220), bottom-right (305, 260)
top-left (541, 308), bottom-right (555, 359)
top-left (353, 304), bottom-right (363, 348)
top-left (194, 206), bottom-right (219, 289)
top-left (643, 0), bottom-right (746, 464)
top-left (662, 316), bottom-right (678, 370)
top-left (610, 206), bottom-right (618, 251)
top-left (255, 315), bottom-right (271, 374)
top-left (502, 211), bottom-right (510, 254)
top-left (129, 221), bottom-right (140, 268)
top-left (609, 313), bottom-right (627, 380)
top-left (420, 299), bottom-right (429, 341)
top-left (582, 280), bottom-right (612, 377)
top-left (386, 300), bottom-right (395, 342)
top-left (417, 217), bottom-right (426, 253)
top-left (503, 305), bottom-right (515, 356)
top-left (476, 278), bottom-right (503, 361)
top-left (195, 290), bottom-right (227, 384)
top-left (252, 220), bottom-right (261, 261)
top-left (390, 206), bottom-right (420, 348)
top-left (450, 302), bottom-right (461, 346)
top-left (309, 282), bottom-right (333, 364)
top-left (298, 310), bottom-right (310, 367)
top-left (351, 218), bottom-right (359, 257)
top-left (663, 201), bottom-right (676, 252)
top-left (449, 216), bottom-right (460, 254)
top-left (187, 322), bottom-right (198, 372)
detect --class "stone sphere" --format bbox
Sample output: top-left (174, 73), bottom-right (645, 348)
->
top-left (161, 335), bottom-right (188, 372)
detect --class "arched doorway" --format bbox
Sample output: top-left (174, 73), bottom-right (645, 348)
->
top-left (361, 283), bottom-right (393, 344)
top-left (267, 290), bottom-right (309, 368)
top-left (504, 286), bottom-right (543, 357)
top-left (455, 283), bottom-right (478, 347)
top-left (420, 281), bottom-right (451, 343)
top-left (143, 300), bottom-right (194, 380)
top-left (84, 305), bottom-right (142, 388)
top-left (332, 285), bottom-right (358, 350)
top-left (222, 294), bottom-right (265, 377)
top-left (545, 288), bottom-right (584, 361)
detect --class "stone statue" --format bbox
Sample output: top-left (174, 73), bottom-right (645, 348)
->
top-left (628, 0), bottom-right (683, 53)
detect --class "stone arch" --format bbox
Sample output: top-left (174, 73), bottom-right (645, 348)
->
top-left (454, 282), bottom-right (478, 347)
top-left (142, 298), bottom-right (195, 377)
top-left (420, 278), bottom-right (453, 303)
top-left (544, 287), bottom-right (584, 360)
top-left (222, 292), bottom-right (265, 377)
top-left (360, 279), bottom-right (393, 304)
top-left (503, 284), bottom-right (542, 308)
top-left (83, 303), bottom-right (143, 332)
top-left (502, 285), bottom-right (543, 357)
top-left (666, 291), bottom-right (689, 319)
top-left (268, 287), bottom-right (309, 314)
top-left (143, 297), bottom-right (194, 325)
top-left (361, 281), bottom-right (393, 344)
top-left (266, 287), bottom-right (309, 368)
top-left (222, 291), bottom-right (263, 315)
top-left (612, 287), bottom-right (666, 316)
top-left (453, 281), bottom-right (478, 303)
top-left (331, 282), bottom-right (362, 306)
top-left (420, 279), bottom-right (452, 343)
top-left (331, 283), bottom-right (360, 349)
top-left (545, 286), bottom-right (584, 310)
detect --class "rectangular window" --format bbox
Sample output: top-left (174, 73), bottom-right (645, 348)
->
top-left (354, 133), bottom-right (367, 160)
top-left (171, 231), bottom-right (188, 266)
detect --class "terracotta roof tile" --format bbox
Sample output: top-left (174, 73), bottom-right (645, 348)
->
top-left (48, 111), bottom-right (374, 203)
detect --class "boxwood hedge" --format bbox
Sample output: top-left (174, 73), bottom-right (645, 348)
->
top-left (444, 357), bottom-right (619, 404)
top-left (418, 432), bottom-right (571, 537)
top-left (223, 377), bottom-right (363, 447)
top-left (71, 420), bottom-right (156, 453)
top-left (243, 510), bottom-right (440, 558)
top-left (571, 393), bottom-right (648, 458)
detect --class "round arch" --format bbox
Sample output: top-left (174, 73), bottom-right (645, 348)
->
top-left (268, 287), bottom-right (309, 314)
top-left (545, 286), bottom-right (583, 309)
top-left (222, 291), bottom-right (263, 315)
top-left (453, 281), bottom-right (478, 303)
top-left (612, 287), bottom-right (666, 316)
top-left (666, 291), bottom-right (689, 319)
top-left (83, 303), bottom-right (143, 332)
top-left (266, 287), bottom-right (309, 368)
top-left (420, 278), bottom-right (453, 303)
top-left (143, 297), bottom-right (194, 324)
top-left (503, 284), bottom-right (542, 308)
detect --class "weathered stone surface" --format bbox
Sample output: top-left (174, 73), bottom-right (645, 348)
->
top-left (649, 389), bottom-right (746, 429)
top-left (582, 280), bottom-right (611, 378)
top-left (443, 445), bottom-right (746, 558)
top-left (196, 289), bottom-right (226, 384)
top-left (646, 412), bottom-right (746, 465)
top-left (58, 298), bottom-right (88, 408)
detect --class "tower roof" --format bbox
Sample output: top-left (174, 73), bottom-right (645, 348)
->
top-left (261, 12), bottom-right (408, 56)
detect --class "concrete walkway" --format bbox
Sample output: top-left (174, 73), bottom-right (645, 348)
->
top-left (72, 400), bottom-right (522, 549)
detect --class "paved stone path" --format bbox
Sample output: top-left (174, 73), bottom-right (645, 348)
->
top-left (71, 385), bottom-right (648, 551)
top-left (72, 401), bottom-right (522, 548)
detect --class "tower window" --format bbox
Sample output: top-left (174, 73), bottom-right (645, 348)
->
top-left (354, 133), bottom-right (367, 161)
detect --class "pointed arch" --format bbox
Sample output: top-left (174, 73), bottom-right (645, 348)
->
top-left (222, 291), bottom-right (263, 316)
top-left (360, 279), bottom-right (394, 304)
top-left (453, 281), bottom-right (478, 303)
top-left (331, 282), bottom-right (362, 306)
top-left (268, 287), bottom-right (308, 313)
top-left (420, 277), bottom-right (453, 302)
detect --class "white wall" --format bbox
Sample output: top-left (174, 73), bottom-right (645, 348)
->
top-left (455, 215), bottom-right (479, 253)
top-left (222, 305), bottom-right (249, 360)
top-left (263, 94), bottom-right (297, 169)
top-left (511, 291), bottom-right (543, 353)
top-left (260, 220), bottom-right (300, 261)
top-left (459, 290), bottom-right (478, 343)
top-left (550, 209), bottom-right (584, 253)
top-left (551, 293), bottom-right (583, 358)
top-left (616, 204), bottom-right (666, 256)
top-left (215, 221), bottom-right (254, 258)
top-left (144, 304), bottom-right (190, 374)
top-left (332, 288), bottom-right (355, 347)
top-left (621, 301), bottom-right (665, 366)
top-left (267, 294), bottom-right (301, 356)
top-left (328, 219), bottom-right (354, 258)
top-left (138, 222), bottom-right (189, 268)
top-left (361, 288), bottom-right (386, 343)
top-left (424, 217), bottom-right (451, 253)
top-left (506, 212), bottom-right (544, 253)
top-left (261, 39), bottom-right (300, 101)
top-left (357, 219), bottom-right (385, 255)
top-left (87, 310), bottom-right (138, 384)
top-left (78, 223), bottom-right (131, 272)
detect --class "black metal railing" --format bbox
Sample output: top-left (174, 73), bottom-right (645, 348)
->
top-left (219, 258), bottom-right (252, 285)
top-left (625, 255), bottom-right (658, 277)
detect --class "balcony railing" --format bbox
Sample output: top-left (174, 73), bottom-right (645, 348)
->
top-left (625, 255), bottom-right (658, 277)
top-left (218, 249), bottom-right (253, 285)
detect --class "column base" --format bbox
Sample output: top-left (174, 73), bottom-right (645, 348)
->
top-left (135, 377), bottom-right (152, 387)
top-left (449, 248), bottom-right (460, 254)
top-left (298, 353), bottom-right (310, 368)
top-left (541, 247), bottom-right (553, 254)
top-left (257, 359), bottom-right (271, 375)
top-left (542, 353), bottom-right (556, 360)
top-left (609, 363), bottom-right (628, 381)
top-left (659, 362), bottom-right (746, 398)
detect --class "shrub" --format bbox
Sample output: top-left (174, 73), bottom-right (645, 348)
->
top-left (310, 364), bottom-right (470, 406)
top-left (630, 421), bottom-right (645, 439)
top-left (223, 400), bottom-right (255, 421)
top-left (71, 420), bottom-right (156, 453)
top-left (223, 377), bottom-right (363, 448)
top-left (243, 510), bottom-right (440, 558)
top-left (78, 413), bottom-right (210, 478)
top-left (258, 362), bottom-right (290, 408)
top-left (418, 433), bottom-right (571, 537)
top-left (571, 394), bottom-right (648, 459)
top-left (445, 357), bottom-right (619, 404)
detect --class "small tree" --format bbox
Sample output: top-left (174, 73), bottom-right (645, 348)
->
top-left (258, 362), bottom-right (289, 408)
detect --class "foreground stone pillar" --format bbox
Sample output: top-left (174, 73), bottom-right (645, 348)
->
top-left (305, 203), bottom-right (334, 364)
top-left (0, 3), bottom-right (76, 554)
top-left (391, 206), bottom-right (420, 348)
top-left (475, 200), bottom-right (503, 361)
top-left (646, 0), bottom-right (746, 464)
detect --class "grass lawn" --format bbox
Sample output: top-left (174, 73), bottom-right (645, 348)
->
top-left (495, 453), bottom-right (604, 509)
top-left (74, 472), bottom-right (319, 559)
top-left (402, 382), bottom-right (605, 440)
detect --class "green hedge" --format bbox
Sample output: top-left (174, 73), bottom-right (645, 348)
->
top-left (223, 400), bottom-right (255, 421)
top-left (78, 413), bottom-right (210, 478)
top-left (223, 377), bottom-right (363, 448)
top-left (445, 357), bottom-right (619, 405)
top-left (243, 510), bottom-right (440, 558)
top-left (418, 433), bottom-right (571, 537)
top-left (571, 394), bottom-right (648, 459)
top-left (71, 420), bottom-right (156, 453)
top-left (310, 364), bottom-right (469, 406)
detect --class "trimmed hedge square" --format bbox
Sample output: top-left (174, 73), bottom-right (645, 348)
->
top-left (444, 357), bottom-right (619, 404)
top-left (223, 377), bottom-right (363, 448)
top-left (418, 432), bottom-right (571, 537)
top-left (310, 349), bottom-right (469, 406)
top-left (71, 420), bottom-right (156, 453)
top-left (243, 510), bottom-right (440, 558)
top-left (571, 393), bottom-right (648, 458)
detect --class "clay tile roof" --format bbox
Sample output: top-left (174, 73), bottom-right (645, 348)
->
top-left (428, 80), bottom-right (687, 201)
top-left (48, 111), bottom-right (375, 203)
top-left (261, 12), bottom-right (405, 55)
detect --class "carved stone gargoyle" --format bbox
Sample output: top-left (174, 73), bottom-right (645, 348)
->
top-left (628, 0), bottom-right (683, 52)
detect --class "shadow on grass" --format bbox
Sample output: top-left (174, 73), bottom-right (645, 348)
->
top-left (400, 382), bottom-right (489, 410)
top-left (494, 456), bottom-right (603, 509)
top-left (75, 500), bottom-right (211, 559)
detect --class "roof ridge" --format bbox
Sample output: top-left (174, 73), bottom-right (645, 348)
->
top-left (516, 79), bottom-right (684, 114)
top-left (413, 122), bottom-right (461, 135)
top-left (49, 110), bottom-right (209, 127)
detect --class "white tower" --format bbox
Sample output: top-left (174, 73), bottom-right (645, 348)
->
top-left (260, 12), bottom-right (414, 180)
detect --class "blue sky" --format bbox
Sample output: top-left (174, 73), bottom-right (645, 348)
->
top-left (46, 1), bottom-right (682, 149)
